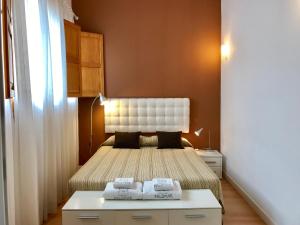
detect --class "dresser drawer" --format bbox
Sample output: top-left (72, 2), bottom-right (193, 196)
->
top-left (202, 157), bottom-right (222, 167)
top-left (62, 210), bottom-right (115, 225)
top-left (115, 210), bottom-right (168, 225)
top-left (169, 209), bottom-right (222, 225)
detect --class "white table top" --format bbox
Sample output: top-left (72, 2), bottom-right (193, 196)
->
top-left (195, 150), bottom-right (222, 157)
top-left (63, 190), bottom-right (221, 211)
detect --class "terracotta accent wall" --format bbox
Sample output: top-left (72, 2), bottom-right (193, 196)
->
top-left (73, 0), bottom-right (221, 165)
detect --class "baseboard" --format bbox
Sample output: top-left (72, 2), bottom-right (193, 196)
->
top-left (224, 171), bottom-right (277, 225)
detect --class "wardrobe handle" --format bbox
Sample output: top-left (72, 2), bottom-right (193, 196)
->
top-left (185, 214), bottom-right (206, 219)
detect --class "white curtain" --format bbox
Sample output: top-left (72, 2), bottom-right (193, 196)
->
top-left (4, 0), bottom-right (79, 225)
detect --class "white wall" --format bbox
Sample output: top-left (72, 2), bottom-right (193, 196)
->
top-left (221, 1), bottom-right (300, 225)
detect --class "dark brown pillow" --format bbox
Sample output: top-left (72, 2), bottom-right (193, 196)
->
top-left (113, 132), bottom-right (141, 149)
top-left (157, 131), bottom-right (184, 149)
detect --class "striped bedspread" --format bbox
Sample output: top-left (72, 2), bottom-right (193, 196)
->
top-left (69, 146), bottom-right (223, 201)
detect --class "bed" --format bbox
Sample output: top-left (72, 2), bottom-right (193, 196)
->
top-left (69, 98), bottom-right (223, 204)
top-left (69, 140), bottom-right (223, 203)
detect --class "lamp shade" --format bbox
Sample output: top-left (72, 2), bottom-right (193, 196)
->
top-left (194, 128), bottom-right (204, 136)
top-left (99, 93), bottom-right (106, 105)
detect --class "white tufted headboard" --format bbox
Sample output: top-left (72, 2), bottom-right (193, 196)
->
top-left (104, 98), bottom-right (190, 133)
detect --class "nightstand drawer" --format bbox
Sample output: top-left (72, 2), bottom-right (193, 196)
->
top-left (210, 166), bottom-right (222, 178)
top-left (202, 157), bottom-right (222, 167)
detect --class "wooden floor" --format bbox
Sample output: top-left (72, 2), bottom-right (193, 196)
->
top-left (44, 179), bottom-right (266, 225)
top-left (221, 180), bottom-right (266, 225)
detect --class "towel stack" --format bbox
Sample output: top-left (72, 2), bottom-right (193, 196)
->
top-left (113, 178), bottom-right (136, 189)
top-left (103, 178), bottom-right (143, 200)
top-left (143, 178), bottom-right (182, 200)
top-left (153, 178), bottom-right (174, 191)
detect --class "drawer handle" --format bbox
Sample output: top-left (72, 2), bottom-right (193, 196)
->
top-left (78, 216), bottom-right (100, 220)
top-left (132, 215), bottom-right (153, 220)
top-left (185, 214), bottom-right (206, 219)
top-left (206, 161), bottom-right (217, 164)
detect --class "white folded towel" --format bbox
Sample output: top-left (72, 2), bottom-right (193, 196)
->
top-left (103, 182), bottom-right (143, 200)
top-left (113, 178), bottom-right (135, 189)
top-left (152, 178), bottom-right (174, 191)
top-left (143, 180), bottom-right (182, 200)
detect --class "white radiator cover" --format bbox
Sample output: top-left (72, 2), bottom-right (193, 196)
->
top-left (104, 98), bottom-right (190, 133)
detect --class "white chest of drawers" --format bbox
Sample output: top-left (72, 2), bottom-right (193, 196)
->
top-left (196, 150), bottom-right (223, 178)
top-left (62, 190), bottom-right (222, 225)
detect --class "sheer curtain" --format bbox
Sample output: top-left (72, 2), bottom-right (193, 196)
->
top-left (4, 0), bottom-right (79, 225)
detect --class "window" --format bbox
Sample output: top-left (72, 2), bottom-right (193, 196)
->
top-left (25, 0), bottom-right (65, 109)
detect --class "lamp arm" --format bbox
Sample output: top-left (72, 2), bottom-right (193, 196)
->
top-left (89, 95), bottom-right (100, 155)
top-left (208, 129), bottom-right (212, 150)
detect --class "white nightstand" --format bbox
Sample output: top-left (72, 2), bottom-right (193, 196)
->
top-left (196, 150), bottom-right (223, 179)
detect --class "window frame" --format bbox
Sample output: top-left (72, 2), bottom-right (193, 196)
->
top-left (1, 0), bottom-right (14, 99)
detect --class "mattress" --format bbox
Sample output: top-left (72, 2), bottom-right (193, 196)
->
top-left (69, 146), bottom-right (223, 201)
